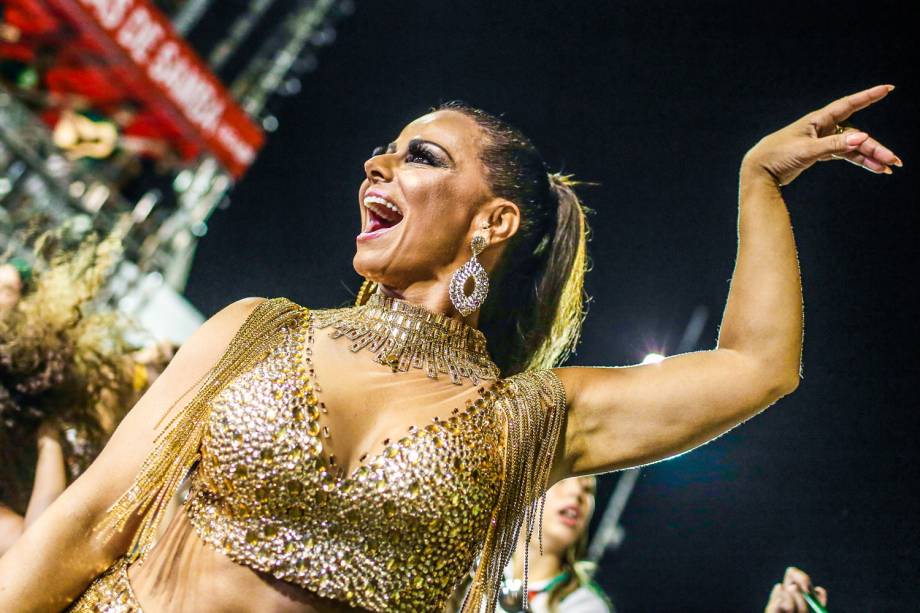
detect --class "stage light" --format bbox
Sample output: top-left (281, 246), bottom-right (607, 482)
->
top-left (173, 170), bottom-right (194, 193)
top-left (642, 352), bottom-right (665, 364)
top-left (261, 115), bottom-right (279, 132)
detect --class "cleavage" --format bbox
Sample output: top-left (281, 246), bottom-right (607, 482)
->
top-left (305, 319), bottom-right (484, 479)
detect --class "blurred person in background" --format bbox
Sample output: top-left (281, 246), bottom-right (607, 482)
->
top-left (765, 567), bottom-right (828, 613)
top-left (0, 235), bottom-right (139, 554)
top-left (448, 476), bottom-right (612, 613)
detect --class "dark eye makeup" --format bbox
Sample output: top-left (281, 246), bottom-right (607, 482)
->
top-left (369, 140), bottom-right (450, 168)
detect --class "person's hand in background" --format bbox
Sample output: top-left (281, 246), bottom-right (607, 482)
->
top-left (765, 566), bottom-right (828, 613)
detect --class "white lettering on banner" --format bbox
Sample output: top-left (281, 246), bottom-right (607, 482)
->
top-left (72, 0), bottom-right (260, 170)
top-left (80, 0), bottom-right (133, 29)
top-left (149, 42), bottom-right (226, 135)
top-left (217, 124), bottom-right (256, 166)
top-left (116, 7), bottom-right (164, 63)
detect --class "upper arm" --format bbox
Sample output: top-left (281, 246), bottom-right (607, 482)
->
top-left (553, 347), bottom-right (798, 477)
top-left (0, 297), bottom-right (266, 611)
top-left (70, 297), bottom-right (268, 526)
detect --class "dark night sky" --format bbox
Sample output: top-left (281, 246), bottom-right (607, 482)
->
top-left (185, 2), bottom-right (919, 611)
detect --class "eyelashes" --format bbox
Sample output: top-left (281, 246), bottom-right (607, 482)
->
top-left (369, 142), bottom-right (447, 167)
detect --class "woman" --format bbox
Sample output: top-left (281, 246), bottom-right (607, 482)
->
top-left (446, 476), bottom-right (609, 613)
top-left (497, 476), bottom-right (611, 612)
top-left (0, 237), bottom-right (136, 555)
top-left (0, 85), bottom-right (899, 612)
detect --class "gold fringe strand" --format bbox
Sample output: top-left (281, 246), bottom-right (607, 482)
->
top-left (94, 298), bottom-right (305, 562)
top-left (354, 278), bottom-right (378, 306)
top-left (463, 369), bottom-right (568, 612)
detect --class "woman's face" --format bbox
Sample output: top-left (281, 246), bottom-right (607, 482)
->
top-left (0, 264), bottom-right (23, 313)
top-left (540, 476), bottom-right (596, 556)
top-left (353, 110), bottom-right (504, 294)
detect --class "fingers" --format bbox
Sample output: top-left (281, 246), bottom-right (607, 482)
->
top-left (815, 586), bottom-right (828, 607)
top-left (812, 84), bottom-right (894, 131)
top-left (783, 566), bottom-right (813, 593)
top-left (766, 582), bottom-right (808, 613)
top-left (851, 132), bottom-right (903, 168)
top-left (816, 130), bottom-right (903, 173)
top-left (777, 567), bottom-right (827, 612)
top-left (766, 583), bottom-right (795, 613)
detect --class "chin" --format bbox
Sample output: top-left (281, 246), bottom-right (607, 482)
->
top-left (353, 253), bottom-right (380, 282)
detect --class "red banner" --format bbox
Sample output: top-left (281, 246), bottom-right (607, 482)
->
top-left (41, 0), bottom-right (264, 178)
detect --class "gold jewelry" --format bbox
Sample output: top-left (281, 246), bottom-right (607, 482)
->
top-left (834, 120), bottom-right (856, 135)
top-left (354, 278), bottom-right (378, 306)
top-left (313, 291), bottom-right (499, 385)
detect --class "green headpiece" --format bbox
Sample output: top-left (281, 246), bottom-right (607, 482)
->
top-left (6, 256), bottom-right (32, 285)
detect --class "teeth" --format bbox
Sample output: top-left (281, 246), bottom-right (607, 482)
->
top-left (363, 195), bottom-right (402, 219)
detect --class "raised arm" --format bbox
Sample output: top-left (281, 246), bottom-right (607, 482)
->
top-left (553, 84), bottom-right (900, 479)
top-left (22, 425), bottom-right (68, 529)
top-left (0, 297), bottom-right (266, 612)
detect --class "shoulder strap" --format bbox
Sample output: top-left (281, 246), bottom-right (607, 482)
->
top-left (464, 368), bottom-right (568, 612)
top-left (94, 297), bottom-right (305, 562)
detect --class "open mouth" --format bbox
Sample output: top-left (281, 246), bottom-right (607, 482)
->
top-left (359, 194), bottom-right (404, 239)
top-left (558, 505), bottom-right (580, 527)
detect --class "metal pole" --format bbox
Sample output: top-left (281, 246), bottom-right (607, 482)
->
top-left (586, 305), bottom-right (710, 564)
top-left (171, 0), bottom-right (216, 36)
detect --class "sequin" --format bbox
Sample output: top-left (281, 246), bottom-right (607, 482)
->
top-left (181, 309), bottom-right (507, 612)
top-left (75, 299), bottom-right (567, 613)
top-left (66, 557), bottom-right (141, 613)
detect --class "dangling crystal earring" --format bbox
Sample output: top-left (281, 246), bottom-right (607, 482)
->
top-left (449, 230), bottom-right (490, 316)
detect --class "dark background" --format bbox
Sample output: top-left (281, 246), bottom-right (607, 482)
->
top-left (185, 2), bottom-right (919, 611)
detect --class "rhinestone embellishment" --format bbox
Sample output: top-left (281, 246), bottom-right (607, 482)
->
top-left (449, 233), bottom-right (489, 316)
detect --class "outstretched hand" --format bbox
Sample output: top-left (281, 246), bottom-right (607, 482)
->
top-left (743, 84), bottom-right (902, 186)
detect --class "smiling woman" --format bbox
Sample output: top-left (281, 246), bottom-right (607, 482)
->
top-left (0, 86), bottom-right (902, 613)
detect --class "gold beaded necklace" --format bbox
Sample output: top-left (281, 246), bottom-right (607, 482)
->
top-left (311, 291), bottom-right (500, 385)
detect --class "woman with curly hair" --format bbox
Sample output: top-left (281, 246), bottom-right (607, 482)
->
top-left (0, 235), bottom-right (137, 554)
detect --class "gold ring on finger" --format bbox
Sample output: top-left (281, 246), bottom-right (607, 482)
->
top-left (834, 120), bottom-right (857, 135)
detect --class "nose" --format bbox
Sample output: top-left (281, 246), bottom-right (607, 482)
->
top-left (555, 478), bottom-right (584, 504)
top-left (364, 152), bottom-right (394, 184)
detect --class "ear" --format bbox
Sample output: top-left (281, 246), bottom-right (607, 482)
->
top-left (478, 197), bottom-right (520, 246)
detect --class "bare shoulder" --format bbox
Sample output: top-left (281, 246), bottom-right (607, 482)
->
top-left (207, 296), bottom-right (270, 330)
top-left (177, 297), bottom-right (269, 356)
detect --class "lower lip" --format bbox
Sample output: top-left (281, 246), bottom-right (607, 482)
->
top-left (356, 222), bottom-right (400, 242)
top-left (559, 514), bottom-right (579, 528)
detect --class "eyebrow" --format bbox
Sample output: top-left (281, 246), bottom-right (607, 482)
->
top-left (387, 138), bottom-right (455, 164)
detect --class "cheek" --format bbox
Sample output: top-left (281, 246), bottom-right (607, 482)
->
top-left (402, 177), bottom-right (473, 254)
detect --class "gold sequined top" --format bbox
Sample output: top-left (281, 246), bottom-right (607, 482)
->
top-left (97, 298), bottom-right (568, 613)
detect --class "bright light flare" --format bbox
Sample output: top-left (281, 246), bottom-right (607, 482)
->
top-left (642, 352), bottom-right (666, 364)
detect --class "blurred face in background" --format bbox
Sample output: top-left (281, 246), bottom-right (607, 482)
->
top-left (540, 476), bottom-right (597, 557)
top-left (0, 265), bottom-right (23, 313)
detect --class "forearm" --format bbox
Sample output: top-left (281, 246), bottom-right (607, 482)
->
top-left (23, 435), bottom-right (68, 527)
top-left (716, 161), bottom-right (803, 391)
top-left (0, 482), bottom-right (124, 611)
top-left (0, 507), bottom-right (24, 556)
